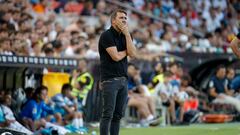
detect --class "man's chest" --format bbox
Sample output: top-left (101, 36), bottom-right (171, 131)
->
top-left (113, 37), bottom-right (126, 51)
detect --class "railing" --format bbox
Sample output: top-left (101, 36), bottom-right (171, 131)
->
top-left (0, 55), bottom-right (78, 69)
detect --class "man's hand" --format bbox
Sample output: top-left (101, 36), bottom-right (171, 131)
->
top-left (116, 21), bottom-right (129, 36)
top-left (3, 120), bottom-right (14, 127)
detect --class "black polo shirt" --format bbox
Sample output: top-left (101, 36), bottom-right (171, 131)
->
top-left (98, 26), bottom-right (128, 81)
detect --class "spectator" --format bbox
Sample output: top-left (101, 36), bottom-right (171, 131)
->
top-left (208, 65), bottom-right (240, 112)
top-left (208, 65), bottom-right (233, 100)
top-left (0, 38), bottom-right (13, 55)
top-left (226, 67), bottom-right (235, 89)
top-left (154, 71), bottom-right (177, 123)
top-left (20, 86), bottom-right (63, 130)
top-left (51, 83), bottom-right (83, 129)
top-left (0, 91), bottom-right (33, 134)
top-left (177, 75), bottom-right (199, 123)
top-left (127, 64), bottom-right (159, 126)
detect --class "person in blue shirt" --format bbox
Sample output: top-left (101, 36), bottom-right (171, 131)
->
top-left (127, 64), bottom-right (160, 126)
top-left (208, 65), bottom-right (234, 101)
top-left (20, 86), bottom-right (62, 130)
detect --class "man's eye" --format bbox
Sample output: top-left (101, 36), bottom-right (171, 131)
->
top-left (119, 17), bottom-right (127, 20)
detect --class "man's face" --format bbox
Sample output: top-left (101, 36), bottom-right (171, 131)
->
top-left (112, 12), bottom-right (127, 28)
top-left (217, 68), bottom-right (226, 79)
top-left (39, 89), bottom-right (48, 101)
top-left (63, 89), bottom-right (72, 97)
top-left (227, 69), bottom-right (235, 80)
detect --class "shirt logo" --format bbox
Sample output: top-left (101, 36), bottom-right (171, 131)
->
top-left (33, 108), bottom-right (37, 114)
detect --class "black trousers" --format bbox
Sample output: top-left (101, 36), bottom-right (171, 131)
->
top-left (100, 77), bottom-right (128, 135)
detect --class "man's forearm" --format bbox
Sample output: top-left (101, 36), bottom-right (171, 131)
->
top-left (118, 50), bottom-right (127, 60)
top-left (125, 34), bottom-right (137, 58)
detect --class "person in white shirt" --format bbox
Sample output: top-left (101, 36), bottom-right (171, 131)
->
top-left (154, 71), bottom-right (177, 123)
top-left (0, 91), bottom-right (33, 134)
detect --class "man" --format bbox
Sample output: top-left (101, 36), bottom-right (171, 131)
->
top-left (127, 64), bottom-right (159, 126)
top-left (208, 65), bottom-right (234, 101)
top-left (20, 86), bottom-right (70, 134)
top-left (0, 91), bottom-right (33, 134)
top-left (230, 32), bottom-right (240, 58)
top-left (208, 65), bottom-right (240, 112)
top-left (51, 83), bottom-right (83, 129)
top-left (98, 9), bottom-right (137, 135)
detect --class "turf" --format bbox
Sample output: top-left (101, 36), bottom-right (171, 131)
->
top-left (68, 123), bottom-right (240, 135)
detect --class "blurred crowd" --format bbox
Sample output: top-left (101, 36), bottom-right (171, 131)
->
top-left (0, 0), bottom-right (239, 60)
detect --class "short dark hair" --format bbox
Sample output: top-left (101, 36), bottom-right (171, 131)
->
top-left (32, 86), bottom-right (48, 100)
top-left (110, 9), bottom-right (127, 23)
top-left (215, 65), bottom-right (226, 74)
top-left (62, 83), bottom-right (72, 92)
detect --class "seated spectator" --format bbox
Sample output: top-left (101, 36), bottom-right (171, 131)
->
top-left (20, 86), bottom-right (64, 131)
top-left (208, 65), bottom-right (240, 112)
top-left (154, 71), bottom-right (177, 123)
top-left (0, 91), bottom-right (33, 134)
top-left (127, 64), bottom-right (159, 126)
top-left (0, 38), bottom-right (13, 55)
top-left (168, 62), bottom-right (181, 90)
top-left (209, 65), bottom-right (234, 100)
top-left (24, 87), bottom-right (35, 103)
top-left (177, 75), bottom-right (200, 123)
top-left (51, 83), bottom-right (83, 128)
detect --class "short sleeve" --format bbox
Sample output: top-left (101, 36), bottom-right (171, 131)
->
top-left (208, 80), bottom-right (214, 88)
top-left (101, 32), bottom-right (115, 49)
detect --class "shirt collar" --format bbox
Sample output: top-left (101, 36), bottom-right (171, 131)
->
top-left (110, 26), bottom-right (121, 37)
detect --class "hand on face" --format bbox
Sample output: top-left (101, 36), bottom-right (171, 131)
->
top-left (116, 19), bottom-right (129, 35)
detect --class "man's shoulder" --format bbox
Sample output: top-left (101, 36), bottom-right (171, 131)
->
top-left (24, 99), bottom-right (37, 107)
top-left (100, 29), bottom-right (112, 38)
top-left (52, 94), bottom-right (64, 100)
top-left (210, 76), bottom-right (217, 81)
